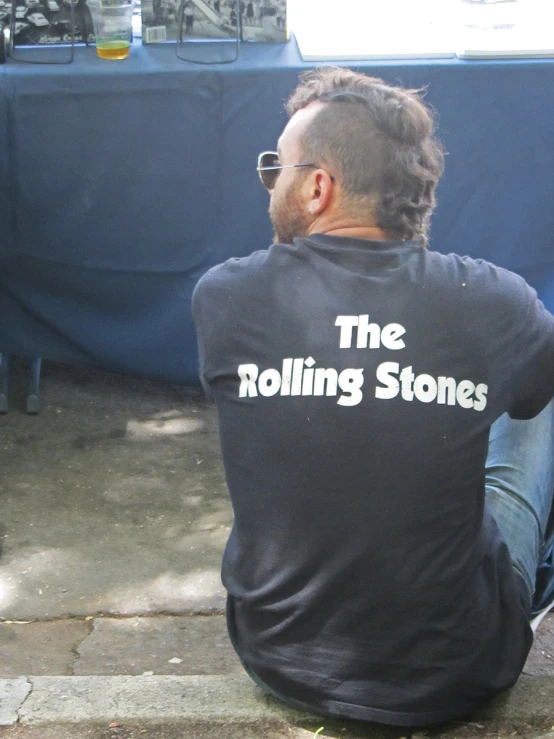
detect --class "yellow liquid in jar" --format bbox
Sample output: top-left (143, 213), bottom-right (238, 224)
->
top-left (96, 41), bottom-right (131, 60)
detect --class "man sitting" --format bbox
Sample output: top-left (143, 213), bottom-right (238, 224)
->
top-left (192, 68), bottom-right (554, 726)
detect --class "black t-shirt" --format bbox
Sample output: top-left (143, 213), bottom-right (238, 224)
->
top-left (192, 235), bottom-right (554, 726)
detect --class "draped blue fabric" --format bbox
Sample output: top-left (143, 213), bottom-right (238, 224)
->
top-left (1, 39), bottom-right (553, 383)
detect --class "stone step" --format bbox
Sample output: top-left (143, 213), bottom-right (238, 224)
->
top-left (0, 675), bottom-right (317, 735)
top-left (2, 615), bottom-right (554, 738)
top-left (2, 674), bottom-right (554, 739)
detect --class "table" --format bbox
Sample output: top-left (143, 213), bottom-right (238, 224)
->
top-left (1, 39), bottom-right (554, 384)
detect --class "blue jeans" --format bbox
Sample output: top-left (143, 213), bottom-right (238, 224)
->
top-left (486, 399), bottom-right (554, 616)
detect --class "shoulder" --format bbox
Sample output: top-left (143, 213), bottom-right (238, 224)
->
top-left (192, 243), bottom-right (301, 302)
top-left (193, 249), bottom-right (270, 301)
top-left (425, 250), bottom-right (535, 311)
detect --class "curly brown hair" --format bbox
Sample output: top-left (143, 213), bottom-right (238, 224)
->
top-left (286, 68), bottom-right (445, 245)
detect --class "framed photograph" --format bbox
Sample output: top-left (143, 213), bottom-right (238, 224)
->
top-left (241, 0), bottom-right (287, 42)
top-left (142, 0), bottom-right (287, 45)
top-left (0, 0), bottom-right (94, 45)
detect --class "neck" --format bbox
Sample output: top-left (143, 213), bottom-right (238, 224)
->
top-left (307, 218), bottom-right (398, 243)
top-left (323, 225), bottom-right (395, 241)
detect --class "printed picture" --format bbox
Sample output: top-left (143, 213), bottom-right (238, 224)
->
top-left (0, 0), bottom-right (94, 45)
top-left (142, 0), bottom-right (286, 45)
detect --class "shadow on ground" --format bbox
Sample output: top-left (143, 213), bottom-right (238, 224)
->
top-left (0, 358), bottom-right (229, 619)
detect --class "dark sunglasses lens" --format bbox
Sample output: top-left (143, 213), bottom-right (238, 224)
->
top-left (260, 153), bottom-right (279, 168)
top-left (260, 169), bottom-right (279, 190)
top-left (258, 153), bottom-right (280, 190)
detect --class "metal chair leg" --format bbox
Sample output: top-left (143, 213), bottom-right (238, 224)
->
top-left (0, 353), bottom-right (8, 414)
top-left (26, 357), bottom-right (42, 415)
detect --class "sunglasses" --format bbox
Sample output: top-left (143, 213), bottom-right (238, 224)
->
top-left (257, 151), bottom-right (335, 191)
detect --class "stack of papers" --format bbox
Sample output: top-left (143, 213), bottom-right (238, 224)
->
top-left (290, 0), bottom-right (454, 61)
top-left (459, 0), bottom-right (554, 58)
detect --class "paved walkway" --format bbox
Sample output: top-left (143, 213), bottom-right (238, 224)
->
top-left (0, 358), bottom-right (553, 737)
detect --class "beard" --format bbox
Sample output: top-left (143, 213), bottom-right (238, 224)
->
top-left (269, 177), bottom-right (312, 245)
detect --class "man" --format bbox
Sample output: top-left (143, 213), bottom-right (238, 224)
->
top-left (192, 68), bottom-right (554, 725)
top-left (184, 0), bottom-right (194, 33)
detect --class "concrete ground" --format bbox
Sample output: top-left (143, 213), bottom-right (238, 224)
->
top-left (1, 357), bottom-right (554, 738)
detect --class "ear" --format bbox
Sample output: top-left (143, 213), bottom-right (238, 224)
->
top-left (306, 169), bottom-right (334, 216)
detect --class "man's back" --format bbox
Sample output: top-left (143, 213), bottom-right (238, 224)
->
top-left (193, 234), bottom-right (554, 724)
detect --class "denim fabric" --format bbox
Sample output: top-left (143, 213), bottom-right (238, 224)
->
top-left (485, 400), bottom-right (554, 614)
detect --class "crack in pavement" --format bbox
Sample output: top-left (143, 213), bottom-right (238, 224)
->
top-left (16, 678), bottom-right (33, 724)
top-left (70, 618), bottom-right (95, 676)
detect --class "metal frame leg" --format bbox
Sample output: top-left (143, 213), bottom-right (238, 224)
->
top-left (26, 357), bottom-right (42, 415)
top-left (0, 353), bottom-right (8, 413)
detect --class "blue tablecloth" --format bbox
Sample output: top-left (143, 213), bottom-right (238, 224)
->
top-left (1, 39), bottom-right (554, 384)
